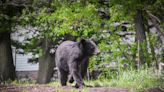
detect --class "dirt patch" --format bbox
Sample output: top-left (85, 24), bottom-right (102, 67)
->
top-left (146, 88), bottom-right (164, 92)
top-left (0, 84), bottom-right (163, 92)
top-left (0, 85), bottom-right (55, 92)
top-left (0, 85), bottom-right (128, 92)
top-left (89, 87), bottom-right (128, 92)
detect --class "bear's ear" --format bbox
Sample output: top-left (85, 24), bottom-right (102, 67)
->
top-left (80, 39), bottom-right (86, 45)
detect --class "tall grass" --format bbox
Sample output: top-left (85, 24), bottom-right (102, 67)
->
top-left (3, 68), bottom-right (163, 92)
top-left (86, 68), bottom-right (164, 91)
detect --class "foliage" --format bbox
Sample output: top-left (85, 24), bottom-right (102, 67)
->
top-left (19, 1), bottom-right (102, 57)
top-left (13, 0), bottom-right (164, 86)
top-left (86, 68), bottom-right (164, 92)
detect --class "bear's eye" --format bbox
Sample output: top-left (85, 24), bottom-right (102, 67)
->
top-left (91, 47), bottom-right (95, 50)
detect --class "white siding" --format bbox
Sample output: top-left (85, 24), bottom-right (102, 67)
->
top-left (15, 55), bottom-right (39, 71)
top-left (11, 28), bottom-right (39, 72)
top-left (12, 48), bottom-right (39, 71)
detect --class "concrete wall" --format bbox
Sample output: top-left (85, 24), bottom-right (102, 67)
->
top-left (16, 71), bottom-right (38, 80)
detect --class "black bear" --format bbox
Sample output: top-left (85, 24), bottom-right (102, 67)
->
top-left (55, 39), bottom-right (99, 88)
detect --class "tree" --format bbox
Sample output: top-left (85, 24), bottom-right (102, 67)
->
top-left (134, 9), bottom-right (147, 68)
top-left (20, 0), bottom-right (102, 83)
top-left (0, 32), bottom-right (15, 81)
top-left (0, 0), bottom-right (26, 82)
top-left (110, 0), bottom-right (164, 69)
top-left (37, 39), bottom-right (55, 84)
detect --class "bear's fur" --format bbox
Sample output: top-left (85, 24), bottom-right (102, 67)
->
top-left (55, 39), bottom-right (99, 88)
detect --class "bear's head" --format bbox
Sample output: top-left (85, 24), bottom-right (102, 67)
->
top-left (80, 39), bottom-right (100, 56)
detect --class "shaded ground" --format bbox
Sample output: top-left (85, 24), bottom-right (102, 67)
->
top-left (0, 84), bottom-right (163, 92)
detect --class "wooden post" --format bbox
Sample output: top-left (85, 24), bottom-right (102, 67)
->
top-left (158, 62), bottom-right (164, 76)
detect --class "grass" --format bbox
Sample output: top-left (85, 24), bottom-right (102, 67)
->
top-left (2, 68), bottom-right (164, 92)
top-left (48, 68), bottom-right (164, 92)
top-left (2, 79), bottom-right (36, 87)
top-left (85, 68), bottom-right (164, 92)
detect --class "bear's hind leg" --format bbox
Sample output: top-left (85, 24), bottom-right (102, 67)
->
top-left (59, 69), bottom-right (68, 86)
top-left (68, 75), bottom-right (74, 83)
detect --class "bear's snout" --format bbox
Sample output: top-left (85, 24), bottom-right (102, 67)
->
top-left (94, 49), bottom-right (100, 55)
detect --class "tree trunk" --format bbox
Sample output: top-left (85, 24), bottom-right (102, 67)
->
top-left (0, 32), bottom-right (16, 82)
top-left (135, 10), bottom-right (146, 43)
top-left (148, 13), bottom-right (164, 69)
top-left (134, 9), bottom-right (147, 69)
top-left (37, 39), bottom-right (55, 84)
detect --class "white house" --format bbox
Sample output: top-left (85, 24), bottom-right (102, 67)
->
top-left (11, 27), bottom-right (39, 80)
top-left (12, 47), bottom-right (39, 80)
